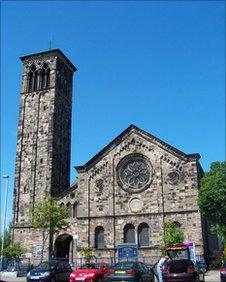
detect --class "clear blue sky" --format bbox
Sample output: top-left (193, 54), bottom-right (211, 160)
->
top-left (1, 1), bottom-right (225, 233)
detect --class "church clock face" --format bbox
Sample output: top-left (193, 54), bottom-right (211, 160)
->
top-left (117, 154), bottom-right (153, 193)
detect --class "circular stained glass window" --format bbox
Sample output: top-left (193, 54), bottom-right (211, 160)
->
top-left (117, 154), bottom-right (153, 193)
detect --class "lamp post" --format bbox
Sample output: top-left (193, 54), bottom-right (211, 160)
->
top-left (1, 175), bottom-right (9, 271)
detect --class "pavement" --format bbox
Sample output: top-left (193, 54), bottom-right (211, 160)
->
top-left (0, 270), bottom-right (221, 282)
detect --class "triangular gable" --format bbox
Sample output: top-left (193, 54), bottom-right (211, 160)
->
top-left (75, 124), bottom-right (200, 172)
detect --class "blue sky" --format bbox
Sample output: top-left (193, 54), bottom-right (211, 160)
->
top-left (1, 1), bottom-right (225, 233)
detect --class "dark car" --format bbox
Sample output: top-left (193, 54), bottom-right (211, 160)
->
top-left (26, 260), bottom-right (72, 282)
top-left (220, 261), bottom-right (226, 282)
top-left (69, 262), bottom-right (111, 282)
top-left (108, 261), bottom-right (154, 282)
top-left (162, 243), bottom-right (201, 282)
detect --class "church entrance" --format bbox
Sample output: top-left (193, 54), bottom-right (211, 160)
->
top-left (55, 234), bottom-right (73, 260)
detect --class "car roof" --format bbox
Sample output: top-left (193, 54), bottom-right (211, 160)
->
top-left (165, 243), bottom-right (188, 250)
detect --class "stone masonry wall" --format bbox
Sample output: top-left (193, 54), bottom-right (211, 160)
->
top-left (75, 129), bottom-right (204, 258)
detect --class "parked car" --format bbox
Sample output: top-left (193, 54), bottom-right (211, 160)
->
top-left (162, 243), bottom-right (202, 282)
top-left (108, 261), bottom-right (154, 282)
top-left (69, 262), bottom-right (111, 282)
top-left (220, 261), bottom-right (226, 282)
top-left (26, 260), bottom-right (72, 282)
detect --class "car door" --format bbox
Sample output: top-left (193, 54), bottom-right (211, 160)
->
top-left (59, 261), bottom-right (69, 282)
top-left (53, 262), bottom-right (63, 281)
top-left (139, 262), bottom-right (152, 282)
top-left (62, 262), bottom-right (72, 281)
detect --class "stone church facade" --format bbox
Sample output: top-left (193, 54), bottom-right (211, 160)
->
top-left (12, 49), bottom-right (206, 264)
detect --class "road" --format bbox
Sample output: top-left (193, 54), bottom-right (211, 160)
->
top-left (0, 270), bottom-right (220, 282)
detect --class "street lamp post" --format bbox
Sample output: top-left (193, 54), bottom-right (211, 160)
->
top-left (1, 175), bottom-right (9, 271)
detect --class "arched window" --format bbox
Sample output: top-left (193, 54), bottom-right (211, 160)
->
top-left (41, 69), bottom-right (46, 89)
top-left (46, 68), bottom-right (50, 88)
top-left (60, 202), bottom-right (64, 208)
top-left (66, 202), bottom-right (72, 218)
top-left (27, 65), bottom-right (36, 92)
top-left (124, 224), bottom-right (135, 243)
top-left (41, 63), bottom-right (50, 89)
top-left (138, 223), bottom-right (149, 247)
top-left (33, 71), bottom-right (38, 90)
top-left (28, 72), bottom-right (33, 91)
top-left (72, 202), bottom-right (77, 218)
top-left (95, 226), bottom-right (105, 249)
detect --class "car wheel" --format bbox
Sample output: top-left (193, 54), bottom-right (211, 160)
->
top-left (51, 277), bottom-right (56, 282)
top-left (96, 277), bottom-right (102, 282)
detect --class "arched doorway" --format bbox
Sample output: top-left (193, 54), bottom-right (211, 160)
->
top-left (55, 234), bottom-right (73, 260)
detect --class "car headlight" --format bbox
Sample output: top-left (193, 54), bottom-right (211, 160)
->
top-left (70, 273), bottom-right (76, 278)
top-left (40, 271), bottom-right (51, 277)
top-left (87, 273), bottom-right (95, 277)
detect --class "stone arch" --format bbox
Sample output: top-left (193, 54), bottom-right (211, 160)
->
top-left (55, 233), bottom-right (73, 259)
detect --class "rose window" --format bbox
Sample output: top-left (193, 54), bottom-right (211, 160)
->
top-left (117, 154), bottom-right (153, 193)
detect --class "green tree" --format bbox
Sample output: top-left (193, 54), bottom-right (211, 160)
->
top-left (159, 221), bottom-right (184, 254)
top-left (198, 161), bottom-right (226, 255)
top-left (1, 243), bottom-right (26, 261)
top-left (31, 197), bottom-right (70, 262)
top-left (80, 247), bottom-right (95, 263)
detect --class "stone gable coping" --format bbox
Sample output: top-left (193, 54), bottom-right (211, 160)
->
top-left (75, 124), bottom-right (201, 172)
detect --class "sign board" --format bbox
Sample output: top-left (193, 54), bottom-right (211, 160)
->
top-left (184, 241), bottom-right (196, 262)
top-left (117, 243), bottom-right (138, 261)
top-left (35, 245), bottom-right (43, 257)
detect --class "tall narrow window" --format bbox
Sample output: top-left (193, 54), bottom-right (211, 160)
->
top-left (72, 202), bottom-right (77, 218)
top-left (124, 224), bottom-right (135, 243)
top-left (41, 69), bottom-right (46, 89)
top-left (46, 68), bottom-right (50, 88)
top-left (95, 226), bottom-right (105, 249)
top-left (27, 65), bottom-right (36, 91)
top-left (66, 202), bottom-right (72, 218)
top-left (41, 63), bottom-right (50, 89)
top-left (60, 203), bottom-right (64, 208)
top-left (33, 71), bottom-right (38, 90)
top-left (138, 223), bottom-right (149, 247)
top-left (28, 72), bottom-right (33, 91)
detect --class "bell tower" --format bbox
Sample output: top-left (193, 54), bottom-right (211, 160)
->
top-left (13, 49), bottom-right (77, 259)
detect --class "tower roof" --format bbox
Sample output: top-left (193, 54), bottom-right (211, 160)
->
top-left (20, 49), bottom-right (77, 72)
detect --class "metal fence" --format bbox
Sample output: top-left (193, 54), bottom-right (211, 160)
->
top-left (0, 254), bottom-right (205, 276)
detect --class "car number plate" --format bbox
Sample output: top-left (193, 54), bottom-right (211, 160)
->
top-left (30, 276), bottom-right (40, 279)
top-left (115, 271), bottom-right (126, 274)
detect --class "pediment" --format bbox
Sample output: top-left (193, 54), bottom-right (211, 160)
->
top-left (75, 124), bottom-right (200, 173)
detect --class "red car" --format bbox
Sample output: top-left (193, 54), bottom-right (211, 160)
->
top-left (69, 263), bottom-right (111, 282)
top-left (220, 261), bottom-right (226, 282)
top-left (162, 243), bottom-right (201, 282)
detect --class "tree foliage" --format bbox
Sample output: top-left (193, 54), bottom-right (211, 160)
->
top-left (30, 197), bottom-right (70, 261)
top-left (198, 161), bottom-right (226, 246)
top-left (159, 221), bottom-right (184, 254)
top-left (80, 247), bottom-right (95, 263)
top-left (1, 243), bottom-right (26, 261)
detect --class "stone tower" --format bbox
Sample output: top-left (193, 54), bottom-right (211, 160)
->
top-left (12, 49), bottom-right (76, 260)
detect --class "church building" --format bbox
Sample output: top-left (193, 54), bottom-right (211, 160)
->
top-left (12, 49), bottom-right (206, 264)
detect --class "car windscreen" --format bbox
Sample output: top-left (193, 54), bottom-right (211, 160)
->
top-left (113, 262), bottom-right (136, 269)
top-left (167, 249), bottom-right (190, 260)
top-left (35, 261), bottom-right (57, 271)
top-left (80, 264), bottom-right (99, 269)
